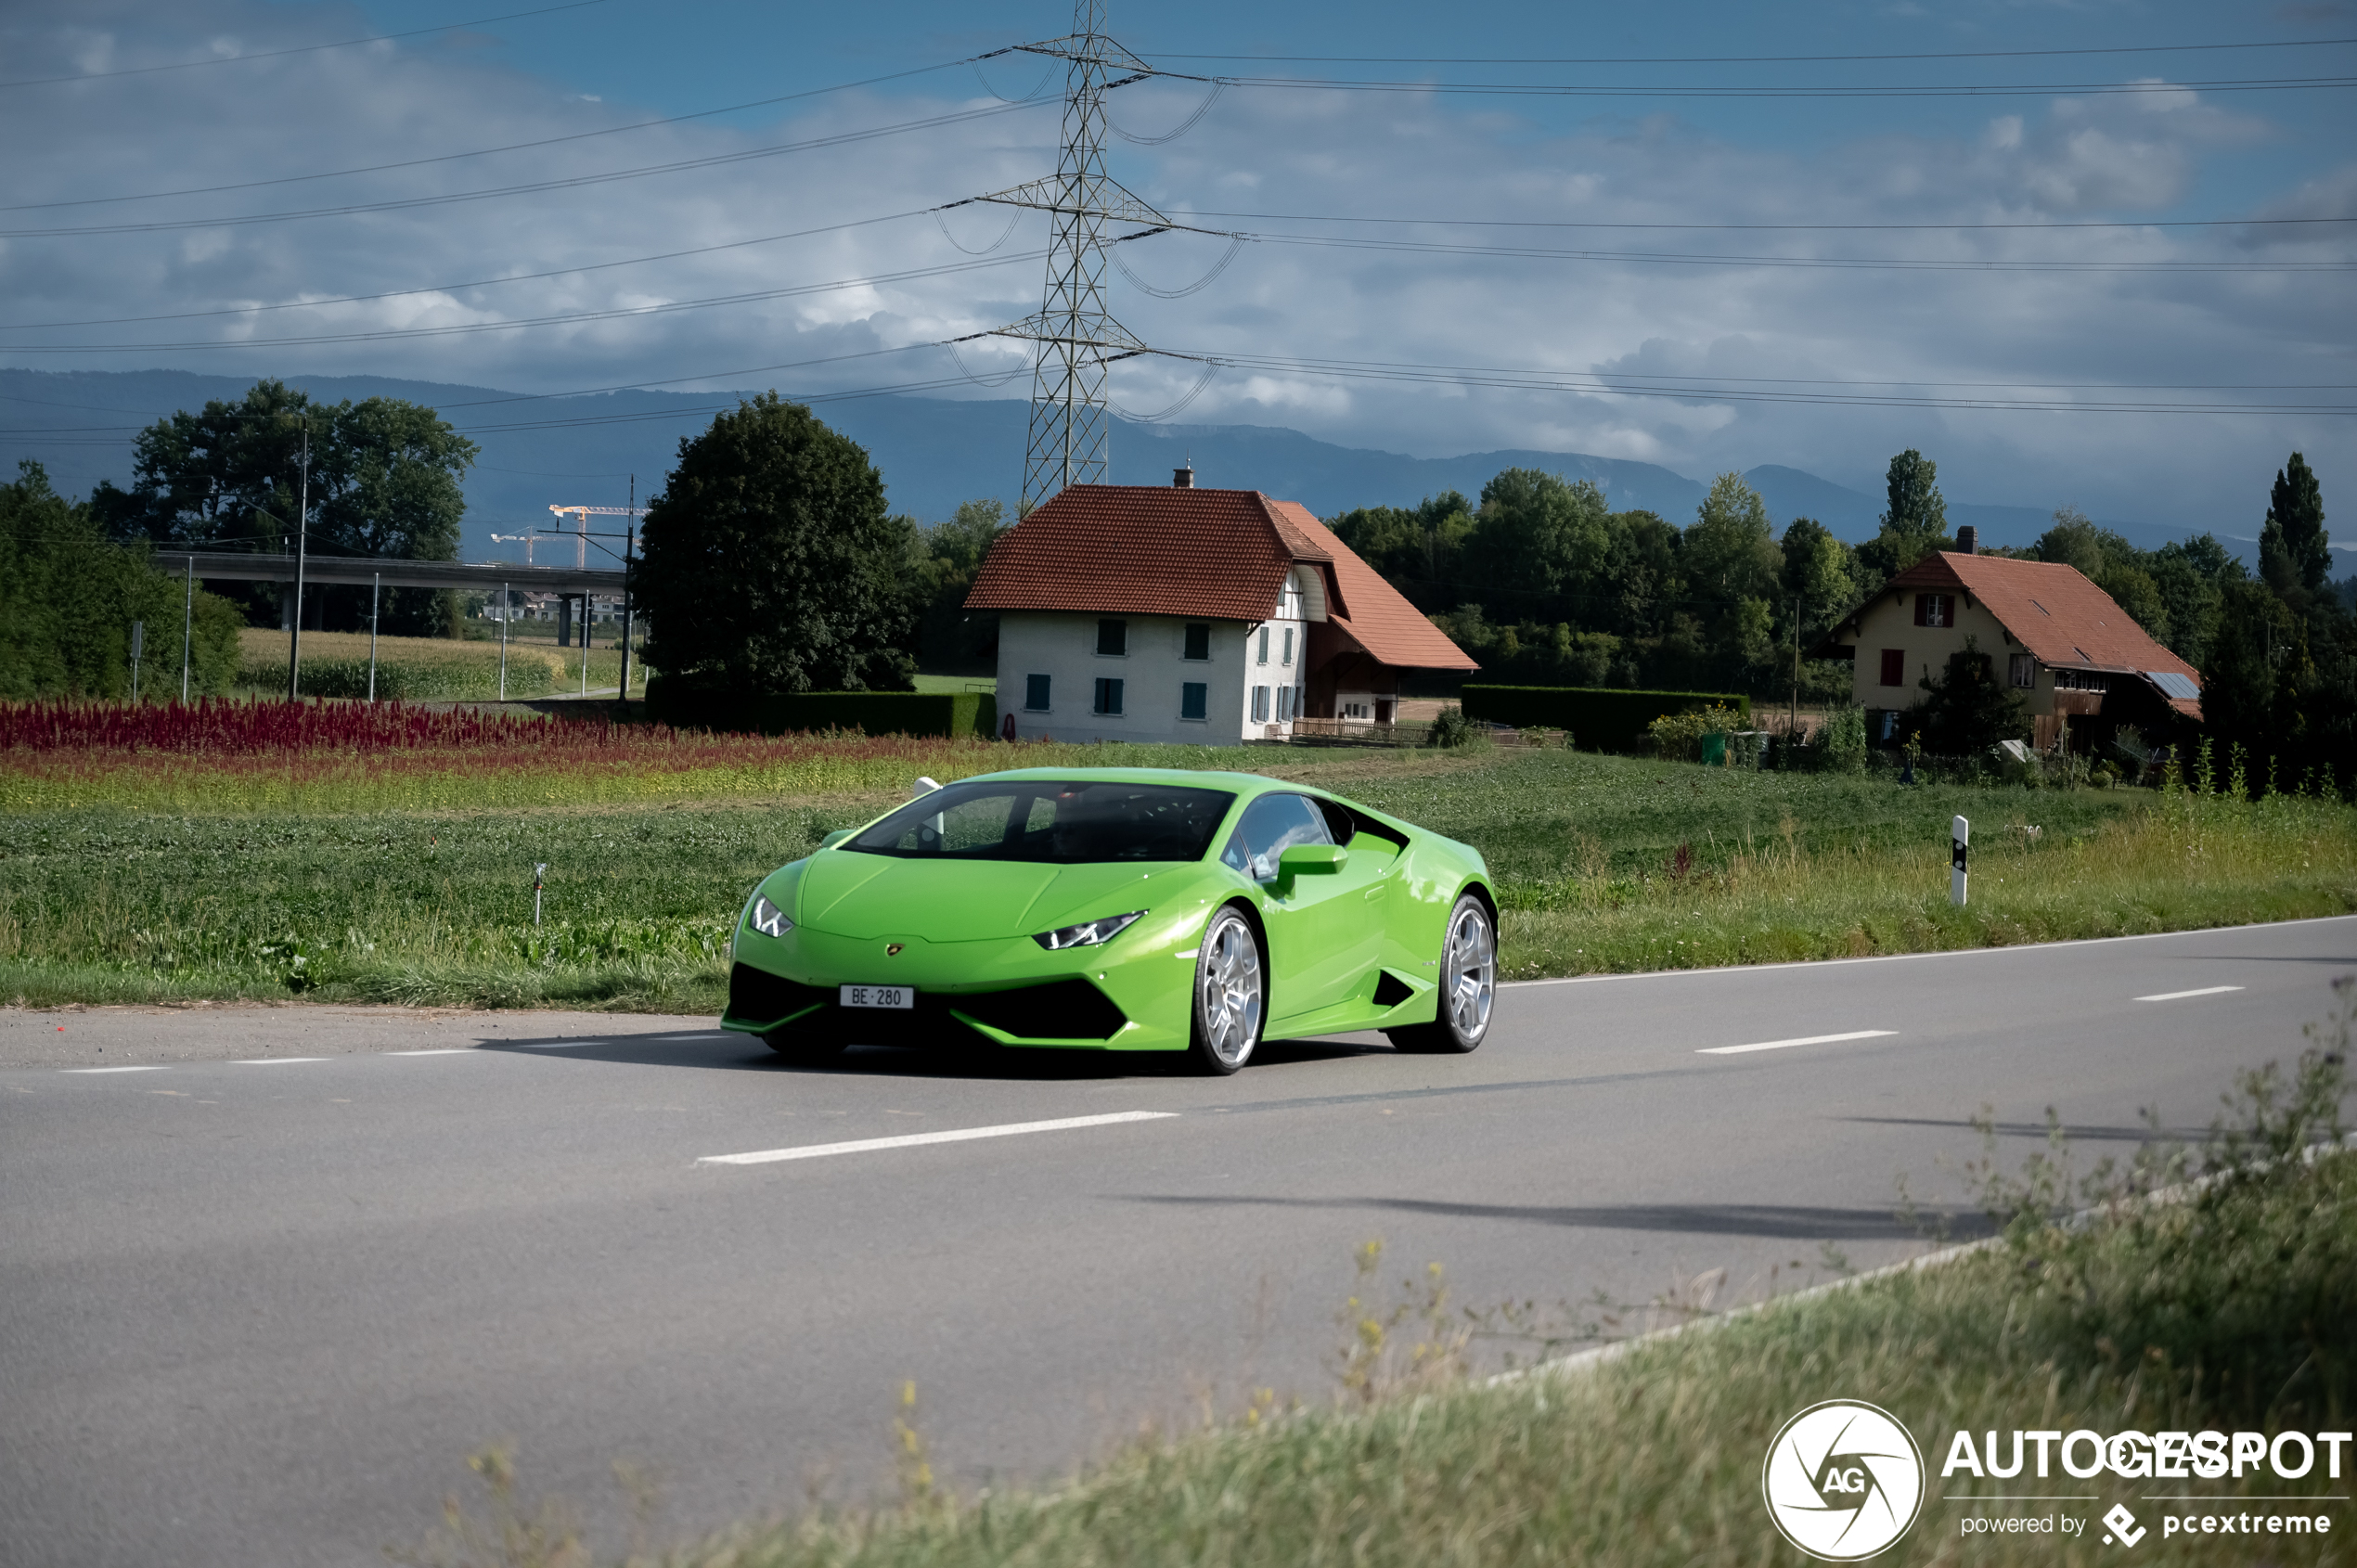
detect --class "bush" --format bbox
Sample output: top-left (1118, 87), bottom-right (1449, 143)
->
top-left (1425, 706), bottom-right (1477, 749)
top-left (1643, 703), bottom-right (1746, 764)
top-left (1813, 701), bottom-right (1867, 774)
top-left (647, 677), bottom-right (996, 739)
top-left (1460, 685), bottom-right (1751, 752)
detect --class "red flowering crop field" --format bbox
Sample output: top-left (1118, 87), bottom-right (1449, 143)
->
top-left (0, 698), bottom-right (1232, 813)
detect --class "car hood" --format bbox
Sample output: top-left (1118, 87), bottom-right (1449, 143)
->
top-left (793, 853), bottom-right (1189, 942)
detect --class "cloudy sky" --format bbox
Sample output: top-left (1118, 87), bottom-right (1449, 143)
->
top-left (3, 0), bottom-right (2351, 530)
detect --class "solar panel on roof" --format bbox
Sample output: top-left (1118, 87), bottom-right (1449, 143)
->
top-left (2144, 671), bottom-right (2201, 700)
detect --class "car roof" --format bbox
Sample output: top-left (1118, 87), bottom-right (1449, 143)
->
top-left (933, 766), bottom-right (1293, 792)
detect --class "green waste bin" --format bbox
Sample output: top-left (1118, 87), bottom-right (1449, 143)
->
top-left (1700, 731), bottom-right (1728, 766)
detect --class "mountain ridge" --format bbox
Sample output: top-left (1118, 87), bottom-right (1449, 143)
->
top-left (0, 367), bottom-right (2232, 562)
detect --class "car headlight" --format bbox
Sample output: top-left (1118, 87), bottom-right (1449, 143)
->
top-left (1033, 910), bottom-right (1144, 950)
top-left (749, 894), bottom-right (792, 939)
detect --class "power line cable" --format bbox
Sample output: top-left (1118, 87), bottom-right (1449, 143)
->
top-left (0, 252), bottom-right (1043, 353)
top-left (1141, 37), bottom-right (2357, 67)
top-left (1187, 207), bottom-right (2357, 231)
top-left (1209, 70), bottom-right (2357, 100)
top-left (1240, 230), bottom-right (2354, 272)
top-left (0, 209), bottom-right (937, 330)
top-left (0, 0), bottom-right (617, 89)
top-left (1, 59), bottom-right (985, 212)
top-left (0, 101), bottom-right (1044, 238)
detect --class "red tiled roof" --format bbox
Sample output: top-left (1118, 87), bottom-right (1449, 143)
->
top-left (964, 485), bottom-right (1294, 622)
top-left (1876, 552), bottom-right (2203, 720)
top-left (1265, 500), bottom-right (1479, 671)
top-left (964, 484), bottom-right (1477, 671)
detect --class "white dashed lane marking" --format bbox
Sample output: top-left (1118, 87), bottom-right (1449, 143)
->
top-left (2134, 985), bottom-right (2244, 1002)
top-left (1697, 1030), bottom-right (1898, 1057)
top-left (60, 1065), bottom-right (171, 1074)
top-left (701, 1111), bottom-right (1179, 1167)
top-left (234, 1058), bottom-right (332, 1066)
top-left (389, 1049), bottom-right (476, 1057)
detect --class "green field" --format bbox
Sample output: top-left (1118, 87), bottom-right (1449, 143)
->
top-left (6, 734), bottom-right (2355, 1011)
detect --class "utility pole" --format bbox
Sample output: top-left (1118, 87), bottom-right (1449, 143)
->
top-left (181, 555), bottom-right (194, 702)
top-left (367, 571), bottom-right (380, 703)
top-left (286, 417), bottom-right (310, 702)
top-left (950, 2), bottom-right (1225, 509)
top-left (618, 474), bottom-right (637, 704)
top-left (1791, 595), bottom-right (1801, 762)
top-left (498, 579), bottom-right (509, 701)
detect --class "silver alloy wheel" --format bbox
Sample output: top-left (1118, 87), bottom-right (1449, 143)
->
top-left (1195, 908), bottom-right (1264, 1069)
top-left (1440, 900), bottom-right (1495, 1046)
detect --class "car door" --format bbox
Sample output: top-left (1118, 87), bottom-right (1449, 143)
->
top-left (1218, 791), bottom-right (1364, 1021)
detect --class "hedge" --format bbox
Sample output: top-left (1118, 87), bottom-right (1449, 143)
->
top-left (647, 678), bottom-right (997, 739)
top-left (1459, 684), bottom-right (1752, 752)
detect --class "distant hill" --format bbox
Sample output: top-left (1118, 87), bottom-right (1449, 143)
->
top-left (0, 366), bottom-right (2235, 563)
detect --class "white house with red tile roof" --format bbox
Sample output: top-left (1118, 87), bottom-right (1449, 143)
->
top-left (1818, 533), bottom-right (2202, 752)
top-left (963, 475), bottom-right (1477, 745)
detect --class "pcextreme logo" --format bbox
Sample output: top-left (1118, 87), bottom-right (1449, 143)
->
top-left (1762, 1400), bottom-right (1927, 1562)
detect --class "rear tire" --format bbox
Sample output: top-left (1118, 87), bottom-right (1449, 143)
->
top-left (1386, 893), bottom-right (1494, 1055)
top-left (1188, 906), bottom-right (1265, 1075)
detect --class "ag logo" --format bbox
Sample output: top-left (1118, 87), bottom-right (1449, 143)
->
top-left (1761, 1400), bottom-right (1925, 1561)
top-left (885, 944), bottom-right (905, 957)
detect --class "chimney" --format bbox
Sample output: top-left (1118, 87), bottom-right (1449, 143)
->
top-left (1955, 524), bottom-right (1977, 555)
top-left (1172, 465), bottom-right (1194, 489)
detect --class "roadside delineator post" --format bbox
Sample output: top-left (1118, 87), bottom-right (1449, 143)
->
top-left (535, 863), bottom-right (547, 927)
top-left (1951, 816), bottom-right (1969, 906)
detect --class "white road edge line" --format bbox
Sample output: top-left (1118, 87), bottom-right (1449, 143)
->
top-left (1503, 912), bottom-right (2357, 988)
top-left (233, 1057), bottom-right (331, 1065)
top-left (2134, 985), bottom-right (2245, 1002)
top-left (1697, 1029), bottom-right (1897, 1057)
top-left (389, 1048), bottom-right (476, 1056)
top-left (60, 1065), bottom-right (171, 1073)
top-left (700, 1110), bottom-right (1178, 1167)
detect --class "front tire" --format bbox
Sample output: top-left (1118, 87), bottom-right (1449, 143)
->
top-left (1387, 893), bottom-right (1494, 1054)
top-left (1188, 906), bottom-right (1265, 1074)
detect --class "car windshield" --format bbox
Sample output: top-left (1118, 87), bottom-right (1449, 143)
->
top-left (844, 780), bottom-right (1236, 864)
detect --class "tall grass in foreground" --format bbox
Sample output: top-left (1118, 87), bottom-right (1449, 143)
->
top-left (405, 1043), bottom-right (2354, 1568)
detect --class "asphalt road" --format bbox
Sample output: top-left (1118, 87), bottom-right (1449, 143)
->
top-left (6, 918), bottom-right (2351, 1567)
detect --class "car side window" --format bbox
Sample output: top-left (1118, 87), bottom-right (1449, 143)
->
top-left (1220, 792), bottom-right (1332, 883)
top-left (1313, 797), bottom-right (1357, 847)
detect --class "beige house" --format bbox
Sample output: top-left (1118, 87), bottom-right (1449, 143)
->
top-left (1816, 528), bottom-right (2203, 752)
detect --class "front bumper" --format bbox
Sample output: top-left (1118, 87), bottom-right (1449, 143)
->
top-left (723, 922), bottom-right (1199, 1051)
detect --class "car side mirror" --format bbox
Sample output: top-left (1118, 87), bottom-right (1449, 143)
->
top-left (1275, 842), bottom-right (1346, 891)
top-left (819, 829), bottom-right (855, 850)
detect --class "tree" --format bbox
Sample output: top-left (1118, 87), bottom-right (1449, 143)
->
top-left (911, 498), bottom-right (1011, 674)
top-left (1778, 516), bottom-right (1855, 628)
top-left (0, 461), bottom-right (242, 698)
top-left (2149, 533), bottom-right (2241, 670)
top-left (1905, 636), bottom-right (2030, 755)
top-left (1857, 448), bottom-right (1951, 585)
top-left (1684, 472), bottom-right (1781, 601)
top-left (2259, 451), bottom-right (2329, 598)
top-left (1467, 469), bottom-right (1611, 609)
top-left (93, 379), bottom-right (476, 636)
top-left (1330, 492), bottom-right (1474, 610)
top-left (636, 393), bottom-right (916, 694)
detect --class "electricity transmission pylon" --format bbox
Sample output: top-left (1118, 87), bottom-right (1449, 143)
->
top-left (951, 2), bottom-right (1221, 509)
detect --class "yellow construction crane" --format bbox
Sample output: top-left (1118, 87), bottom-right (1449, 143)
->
top-left (544, 503), bottom-right (650, 698)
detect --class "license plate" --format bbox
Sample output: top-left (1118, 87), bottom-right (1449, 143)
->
top-left (840, 983), bottom-right (914, 1010)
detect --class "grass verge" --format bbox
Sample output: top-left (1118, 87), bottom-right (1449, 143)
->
top-left (408, 1039), bottom-right (2355, 1568)
top-left (6, 739), bottom-right (2355, 1009)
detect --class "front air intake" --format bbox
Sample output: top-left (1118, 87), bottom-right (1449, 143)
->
top-left (953, 979), bottom-right (1128, 1041)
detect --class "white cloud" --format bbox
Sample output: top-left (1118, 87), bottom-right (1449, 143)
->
top-left (0, 0), bottom-right (2346, 531)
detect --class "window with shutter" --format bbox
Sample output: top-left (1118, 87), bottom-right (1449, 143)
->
top-left (1879, 649), bottom-right (1905, 687)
